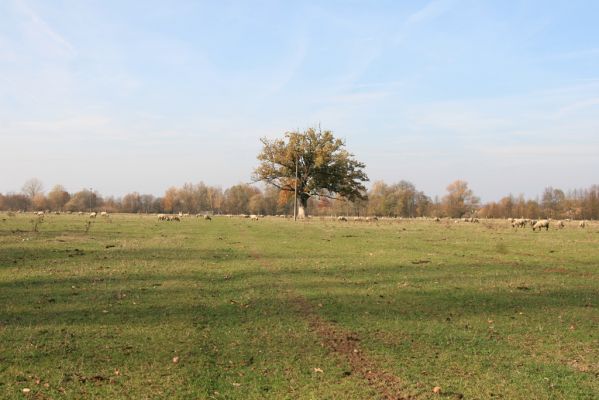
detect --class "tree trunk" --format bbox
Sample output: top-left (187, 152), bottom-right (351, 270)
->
top-left (297, 195), bottom-right (309, 219)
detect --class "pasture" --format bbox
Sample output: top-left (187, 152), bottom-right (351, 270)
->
top-left (0, 214), bottom-right (597, 399)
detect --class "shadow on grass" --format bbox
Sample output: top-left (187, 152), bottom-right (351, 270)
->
top-left (1, 249), bottom-right (596, 329)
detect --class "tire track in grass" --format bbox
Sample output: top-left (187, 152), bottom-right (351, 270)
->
top-left (246, 249), bottom-right (410, 400)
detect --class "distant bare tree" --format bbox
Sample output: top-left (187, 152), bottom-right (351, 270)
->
top-left (22, 178), bottom-right (44, 199)
top-left (122, 192), bottom-right (142, 213)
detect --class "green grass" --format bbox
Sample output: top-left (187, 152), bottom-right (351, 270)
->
top-left (0, 214), bottom-right (597, 399)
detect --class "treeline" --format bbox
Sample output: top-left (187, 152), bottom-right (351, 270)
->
top-left (478, 186), bottom-right (599, 220)
top-left (1, 179), bottom-right (598, 220)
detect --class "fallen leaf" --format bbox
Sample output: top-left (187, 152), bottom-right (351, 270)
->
top-left (22, 388), bottom-right (31, 394)
top-left (433, 386), bottom-right (442, 394)
top-left (172, 356), bottom-right (180, 364)
top-left (313, 368), bottom-right (323, 373)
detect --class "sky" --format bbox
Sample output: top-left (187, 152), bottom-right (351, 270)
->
top-left (1, 0), bottom-right (598, 202)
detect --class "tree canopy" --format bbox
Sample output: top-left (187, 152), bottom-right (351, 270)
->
top-left (442, 180), bottom-right (480, 218)
top-left (253, 128), bottom-right (369, 217)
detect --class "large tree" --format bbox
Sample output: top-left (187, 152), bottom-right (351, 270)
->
top-left (253, 128), bottom-right (368, 218)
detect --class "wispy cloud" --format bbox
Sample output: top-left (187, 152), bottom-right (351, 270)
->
top-left (15, 0), bottom-right (76, 56)
top-left (406, 0), bottom-right (456, 25)
top-left (478, 143), bottom-right (599, 160)
top-left (261, 36), bottom-right (308, 97)
top-left (557, 97), bottom-right (599, 117)
top-left (545, 47), bottom-right (599, 61)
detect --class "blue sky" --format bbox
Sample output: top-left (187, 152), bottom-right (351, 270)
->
top-left (1, 0), bottom-right (598, 201)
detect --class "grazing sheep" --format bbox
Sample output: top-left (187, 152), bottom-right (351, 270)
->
top-left (204, 215), bottom-right (212, 221)
top-left (434, 217), bottom-right (441, 222)
top-left (512, 218), bottom-right (527, 228)
top-left (100, 211), bottom-right (108, 217)
top-left (36, 211), bottom-right (44, 216)
top-left (337, 216), bottom-right (347, 222)
top-left (579, 220), bottom-right (586, 228)
top-left (250, 215), bottom-right (259, 221)
top-left (89, 212), bottom-right (97, 218)
top-left (158, 214), bottom-right (167, 221)
top-left (556, 220), bottom-right (565, 229)
top-left (532, 219), bottom-right (549, 231)
top-left (78, 211), bottom-right (84, 215)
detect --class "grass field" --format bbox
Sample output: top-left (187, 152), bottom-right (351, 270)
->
top-left (1, 214), bottom-right (597, 399)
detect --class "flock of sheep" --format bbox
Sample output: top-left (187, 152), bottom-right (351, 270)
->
top-left (157, 212), bottom-right (215, 221)
top-left (25, 210), bottom-right (110, 218)
top-left (3, 211), bottom-right (592, 232)
top-left (509, 217), bottom-right (587, 231)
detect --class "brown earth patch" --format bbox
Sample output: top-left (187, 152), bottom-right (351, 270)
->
top-left (248, 250), bottom-right (410, 400)
top-left (292, 295), bottom-right (409, 399)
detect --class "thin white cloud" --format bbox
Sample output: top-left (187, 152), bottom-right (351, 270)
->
top-left (261, 36), bottom-right (308, 96)
top-left (478, 143), bottom-right (599, 158)
top-left (545, 47), bottom-right (599, 60)
top-left (557, 97), bottom-right (599, 117)
top-left (406, 0), bottom-right (456, 25)
top-left (15, 0), bottom-right (76, 56)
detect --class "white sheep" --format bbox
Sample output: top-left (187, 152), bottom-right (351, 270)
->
top-left (556, 220), bottom-right (565, 229)
top-left (532, 219), bottom-right (549, 231)
top-left (579, 220), bottom-right (586, 228)
top-left (100, 211), bottom-right (108, 217)
top-left (512, 218), bottom-right (527, 228)
top-left (337, 216), bottom-right (347, 221)
top-left (204, 215), bottom-right (212, 221)
top-left (89, 212), bottom-right (97, 218)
